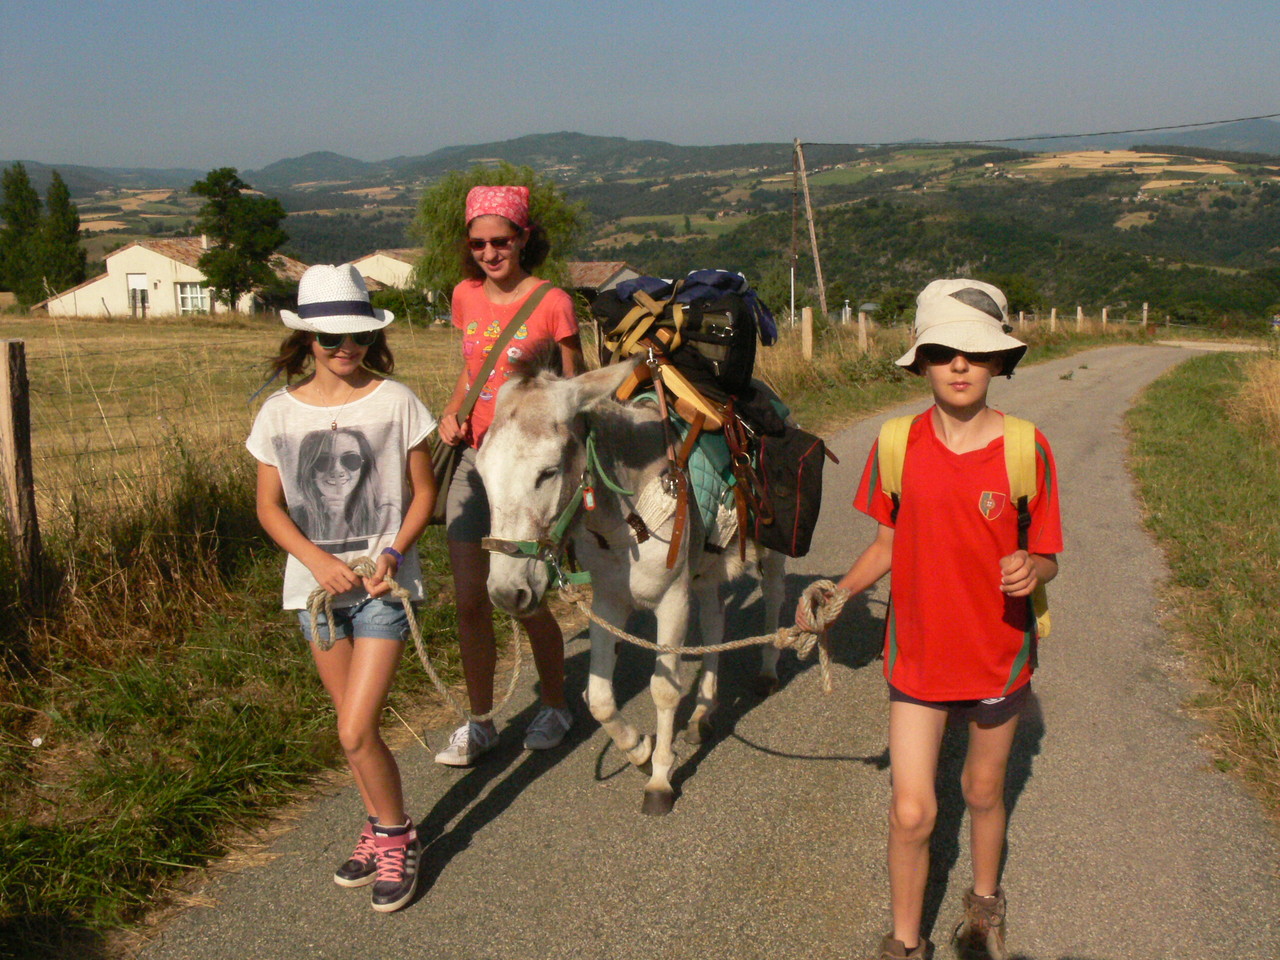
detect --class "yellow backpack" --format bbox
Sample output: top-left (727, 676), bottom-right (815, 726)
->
top-left (877, 413), bottom-right (1051, 639)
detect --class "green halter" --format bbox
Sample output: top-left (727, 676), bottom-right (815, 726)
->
top-left (480, 429), bottom-right (633, 590)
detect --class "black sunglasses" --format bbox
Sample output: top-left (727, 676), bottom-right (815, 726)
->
top-left (315, 330), bottom-right (379, 351)
top-left (467, 234), bottom-right (519, 252)
top-left (311, 452), bottom-right (365, 472)
top-left (917, 344), bottom-right (999, 366)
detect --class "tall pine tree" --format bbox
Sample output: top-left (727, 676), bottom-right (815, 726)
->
top-left (40, 171), bottom-right (86, 295)
top-left (0, 162), bottom-right (43, 304)
top-left (191, 167), bottom-right (288, 310)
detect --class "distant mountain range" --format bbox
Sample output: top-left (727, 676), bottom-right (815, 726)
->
top-left (9, 121), bottom-right (1278, 196)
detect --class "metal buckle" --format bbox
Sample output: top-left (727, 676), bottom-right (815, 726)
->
top-left (480, 537), bottom-right (543, 559)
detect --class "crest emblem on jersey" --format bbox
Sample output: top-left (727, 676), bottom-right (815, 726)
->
top-left (979, 491), bottom-right (1006, 520)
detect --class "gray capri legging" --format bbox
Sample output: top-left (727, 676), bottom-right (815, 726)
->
top-left (445, 446), bottom-right (489, 543)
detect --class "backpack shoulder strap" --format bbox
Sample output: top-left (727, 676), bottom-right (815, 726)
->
top-left (1003, 414), bottom-right (1037, 504)
top-left (1002, 414), bottom-right (1051, 640)
top-left (876, 415), bottom-right (916, 497)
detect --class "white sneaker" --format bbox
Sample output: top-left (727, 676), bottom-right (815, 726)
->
top-left (523, 706), bottom-right (573, 750)
top-left (433, 721), bottom-right (496, 766)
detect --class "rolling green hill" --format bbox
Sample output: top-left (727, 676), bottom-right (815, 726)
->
top-left (10, 127), bottom-right (1280, 322)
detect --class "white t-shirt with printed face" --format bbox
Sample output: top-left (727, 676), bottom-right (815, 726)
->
top-left (246, 379), bottom-right (436, 610)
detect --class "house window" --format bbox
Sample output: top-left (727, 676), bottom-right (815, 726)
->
top-left (176, 282), bottom-right (210, 314)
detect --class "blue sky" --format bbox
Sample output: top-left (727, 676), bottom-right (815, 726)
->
top-left (2, 0), bottom-right (1276, 171)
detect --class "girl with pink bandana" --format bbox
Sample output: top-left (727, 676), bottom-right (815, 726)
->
top-left (434, 185), bottom-right (584, 766)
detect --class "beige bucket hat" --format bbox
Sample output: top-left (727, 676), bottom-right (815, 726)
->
top-left (896, 278), bottom-right (1027, 373)
top-left (281, 263), bottom-right (394, 334)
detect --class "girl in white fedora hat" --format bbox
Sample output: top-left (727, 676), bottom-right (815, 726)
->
top-left (247, 263), bottom-right (436, 912)
top-left (796, 278), bottom-right (1062, 960)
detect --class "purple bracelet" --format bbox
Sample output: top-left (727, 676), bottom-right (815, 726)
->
top-left (381, 546), bottom-right (404, 565)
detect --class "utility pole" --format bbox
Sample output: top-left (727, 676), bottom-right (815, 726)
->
top-left (790, 144), bottom-right (799, 326)
top-left (794, 139), bottom-right (828, 320)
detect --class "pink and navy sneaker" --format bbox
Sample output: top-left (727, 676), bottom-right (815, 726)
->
top-left (370, 821), bottom-right (421, 913)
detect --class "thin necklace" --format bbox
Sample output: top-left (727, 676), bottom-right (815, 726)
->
top-left (322, 381), bottom-right (360, 431)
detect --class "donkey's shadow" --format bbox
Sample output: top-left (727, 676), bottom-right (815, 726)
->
top-left (415, 568), bottom-right (892, 896)
top-left (670, 570), bottom-right (892, 792)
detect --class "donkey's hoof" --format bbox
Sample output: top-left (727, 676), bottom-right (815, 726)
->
top-left (752, 674), bottom-right (781, 698)
top-left (684, 716), bottom-right (713, 745)
top-left (641, 788), bottom-right (675, 816)
top-left (626, 734), bottom-right (653, 768)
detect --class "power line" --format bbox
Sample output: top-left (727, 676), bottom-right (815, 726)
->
top-left (805, 110), bottom-right (1280, 149)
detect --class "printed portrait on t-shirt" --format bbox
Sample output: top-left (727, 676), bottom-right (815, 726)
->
top-left (289, 427), bottom-right (398, 548)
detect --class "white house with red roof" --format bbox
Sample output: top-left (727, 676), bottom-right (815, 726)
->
top-left (35, 237), bottom-right (308, 318)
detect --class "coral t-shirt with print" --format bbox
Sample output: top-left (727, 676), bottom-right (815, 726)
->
top-left (451, 279), bottom-right (578, 448)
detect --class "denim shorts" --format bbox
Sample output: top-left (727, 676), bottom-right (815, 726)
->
top-left (297, 596), bottom-right (411, 644)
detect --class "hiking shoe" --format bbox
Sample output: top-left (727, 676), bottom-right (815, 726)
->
top-left (873, 934), bottom-right (932, 959)
top-left (370, 822), bottom-right (421, 913)
top-left (333, 817), bottom-right (378, 887)
top-left (953, 888), bottom-right (1008, 960)
top-left (523, 706), bottom-right (573, 750)
top-left (433, 721), bottom-right (497, 767)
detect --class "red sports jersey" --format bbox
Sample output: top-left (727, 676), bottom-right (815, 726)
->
top-left (855, 409), bottom-right (1063, 701)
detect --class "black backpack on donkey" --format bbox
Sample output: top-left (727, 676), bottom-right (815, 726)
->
top-left (590, 270), bottom-right (834, 558)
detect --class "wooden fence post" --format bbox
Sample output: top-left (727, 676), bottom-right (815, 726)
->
top-left (1142, 302), bottom-right (1149, 329)
top-left (0, 340), bottom-right (42, 610)
top-left (801, 306), bottom-right (813, 361)
top-left (857, 311), bottom-right (868, 354)
top-left (1102, 306), bottom-right (1109, 328)
top-left (1050, 307), bottom-right (1057, 332)
top-left (1076, 305), bottom-right (1084, 332)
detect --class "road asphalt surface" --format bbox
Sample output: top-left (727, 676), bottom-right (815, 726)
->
top-left (140, 344), bottom-right (1280, 960)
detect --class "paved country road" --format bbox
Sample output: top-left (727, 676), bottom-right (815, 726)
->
top-left (140, 345), bottom-right (1280, 960)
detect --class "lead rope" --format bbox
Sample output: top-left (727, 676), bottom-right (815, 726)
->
top-left (305, 557), bottom-right (527, 736)
top-left (558, 578), bottom-right (849, 694)
top-left (306, 563), bottom-right (850, 756)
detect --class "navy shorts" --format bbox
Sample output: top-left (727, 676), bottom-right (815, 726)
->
top-left (888, 681), bottom-right (1030, 726)
top-left (297, 596), bottom-right (411, 644)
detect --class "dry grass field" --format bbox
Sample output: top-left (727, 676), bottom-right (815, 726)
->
top-left (1020, 150), bottom-right (1239, 176)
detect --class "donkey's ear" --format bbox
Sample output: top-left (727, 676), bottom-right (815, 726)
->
top-left (568, 357), bottom-right (642, 411)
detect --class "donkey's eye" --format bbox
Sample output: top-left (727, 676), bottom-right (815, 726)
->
top-left (534, 468), bottom-right (558, 488)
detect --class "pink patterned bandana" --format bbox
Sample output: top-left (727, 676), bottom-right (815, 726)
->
top-left (465, 185), bottom-right (530, 229)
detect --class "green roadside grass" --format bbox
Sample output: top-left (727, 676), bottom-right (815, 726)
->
top-left (1126, 351), bottom-right (1280, 813)
top-left (0, 454), bottom-right (465, 958)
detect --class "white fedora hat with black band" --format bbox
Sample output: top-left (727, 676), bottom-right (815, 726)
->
top-left (281, 263), bottom-right (394, 334)
top-left (896, 278), bottom-right (1026, 373)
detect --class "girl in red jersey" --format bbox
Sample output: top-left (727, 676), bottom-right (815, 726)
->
top-left (796, 279), bottom-right (1061, 960)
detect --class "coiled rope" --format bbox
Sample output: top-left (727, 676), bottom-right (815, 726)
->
top-left (306, 556), bottom-right (526, 725)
